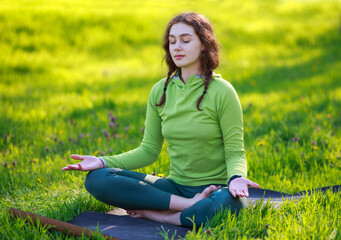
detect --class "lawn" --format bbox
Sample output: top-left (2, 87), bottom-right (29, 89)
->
top-left (1, 0), bottom-right (341, 239)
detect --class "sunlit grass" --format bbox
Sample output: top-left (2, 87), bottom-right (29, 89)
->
top-left (1, 0), bottom-right (341, 239)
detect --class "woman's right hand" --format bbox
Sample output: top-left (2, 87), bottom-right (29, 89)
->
top-left (62, 154), bottom-right (104, 171)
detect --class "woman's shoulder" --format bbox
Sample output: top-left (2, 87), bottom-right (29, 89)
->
top-left (152, 77), bottom-right (167, 90)
top-left (150, 77), bottom-right (167, 93)
top-left (210, 73), bottom-right (241, 111)
top-left (148, 77), bottom-right (167, 102)
top-left (210, 73), bottom-right (237, 96)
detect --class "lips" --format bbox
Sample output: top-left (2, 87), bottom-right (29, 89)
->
top-left (174, 55), bottom-right (185, 60)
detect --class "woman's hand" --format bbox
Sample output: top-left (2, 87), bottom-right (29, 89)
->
top-left (229, 177), bottom-right (259, 198)
top-left (62, 154), bottom-right (104, 171)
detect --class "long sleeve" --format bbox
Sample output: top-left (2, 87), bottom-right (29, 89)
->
top-left (101, 74), bottom-right (247, 187)
top-left (217, 81), bottom-right (247, 180)
top-left (101, 82), bottom-right (164, 170)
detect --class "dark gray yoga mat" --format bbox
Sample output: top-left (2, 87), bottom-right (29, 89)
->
top-left (69, 186), bottom-right (340, 240)
top-left (69, 210), bottom-right (191, 240)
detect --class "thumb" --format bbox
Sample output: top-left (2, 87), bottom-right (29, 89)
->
top-left (248, 180), bottom-right (260, 188)
top-left (70, 154), bottom-right (84, 160)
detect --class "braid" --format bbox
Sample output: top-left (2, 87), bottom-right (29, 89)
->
top-left (155, 71), bottom-right (173, 107)
top-left (196, 71), bottom-right (213, 111)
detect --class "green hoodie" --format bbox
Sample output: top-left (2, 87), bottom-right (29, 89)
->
top-left (101, 73), bottom-right (247, 186)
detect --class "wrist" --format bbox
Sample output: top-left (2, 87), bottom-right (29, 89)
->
top-left (98, 157), bottom-right (107, 168)
top-left (228, 175), bottom-right (242, 187)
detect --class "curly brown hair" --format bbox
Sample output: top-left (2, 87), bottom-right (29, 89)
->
top-left (155, 12), bottom-right (219, 111)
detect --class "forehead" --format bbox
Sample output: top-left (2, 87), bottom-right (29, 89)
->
top-left (169, 22), bottom-right (197, 37)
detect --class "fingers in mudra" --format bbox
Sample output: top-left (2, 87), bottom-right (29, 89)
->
top-left (62, 154), bottom-right (103, 171)
top-left (62, 163), bottom-right (81, 171)
top-left (229, 177), bottom-right (259, 198)
top-left (237, 190), bottom-right (245, 197)
top-left (62, 163), bottom-right (79, 171)
top-left (70, 154), bottom-right (84, 160)
top-left (249, 181), bottom-right (260, 189)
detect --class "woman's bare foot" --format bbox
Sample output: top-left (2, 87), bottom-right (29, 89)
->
top-left (126, 185), bottom-right (220, 225)
top-left (169, 184), bottom-right (220, 211)
top-left (190, 185), bottom-right (220, 206)
top-left (126, 210), bottom-right (182, 225)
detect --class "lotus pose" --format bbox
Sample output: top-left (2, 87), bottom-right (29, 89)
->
top-left (63, 12), bottom-right (259, 227)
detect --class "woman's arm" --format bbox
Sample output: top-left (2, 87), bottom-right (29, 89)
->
top-left (62, 81), bottom-right (165, 171)
top-left (100, 83), bottom-right (164, 170)
top-left (217, 80), bottom-right (259, 197)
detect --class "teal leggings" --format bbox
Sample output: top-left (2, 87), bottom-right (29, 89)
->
top-left (85, 168), bottom-right (247, 227)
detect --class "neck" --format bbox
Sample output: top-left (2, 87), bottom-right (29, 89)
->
top-left (180, 66), bottom-right (201, 84)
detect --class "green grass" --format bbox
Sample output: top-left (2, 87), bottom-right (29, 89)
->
top-left (1, 0), bottom-right (341, 239)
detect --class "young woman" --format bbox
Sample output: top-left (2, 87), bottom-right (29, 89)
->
top-left (62, 12), bottom-right (259, 227)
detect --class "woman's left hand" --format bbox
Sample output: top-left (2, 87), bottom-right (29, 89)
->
top-left (229, 177), bottom-right (259, 198)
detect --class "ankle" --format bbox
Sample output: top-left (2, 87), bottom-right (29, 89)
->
top-left (164, 211), bottom-right (182, 225)
top-left (169, 195), bottom-right (194, 211)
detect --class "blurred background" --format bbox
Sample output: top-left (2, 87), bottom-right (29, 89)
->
top-left (1, 0), bottom-right (341, 238)
top-left (1, 0), bottom-right (341, 189)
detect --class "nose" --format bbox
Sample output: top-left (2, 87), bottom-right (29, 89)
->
top-left (174, 41), bottom-right (182, 51)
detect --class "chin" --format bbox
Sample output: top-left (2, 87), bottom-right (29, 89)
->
top-left (173, 60), bottom-right (188, 67)
top-left (175, 63), bottom-right (185, 68)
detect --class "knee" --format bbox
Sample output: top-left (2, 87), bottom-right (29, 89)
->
top-left (213, 187), bottom-right (247, 214)
top-left (84, 168), bottom-right (111, 195)
top-left (180, 188), bottom-right (247, 227)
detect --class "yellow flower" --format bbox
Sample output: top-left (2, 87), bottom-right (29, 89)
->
top-left (327, 114), bottom-right (331, 119)
top-left (93, 150), bottom-right (98, 156)
top-left (313, 146), bottom-right (319, 150)
top-left (37, 178), bottom-right (41, 183)
top-left (257, 141), bottom-right (265, 146)
top-left (98, 138), bottom-right (102, 143)
top-left (158, 174), bottom-right (165, 178)
top-left (33, 158), bottom-right (39, 163)
top-left (59, 130), bottom-right (64, 135)
top-left (316, 114), bottom-right (322, 119)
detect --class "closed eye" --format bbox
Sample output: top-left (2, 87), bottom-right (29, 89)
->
top-left (170, 40), bottom-right (190, 44)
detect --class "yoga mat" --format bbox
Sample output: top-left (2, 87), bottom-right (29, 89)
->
top-left (68, 185), bottom-right (340, 239)
top-left (69, 210), bottom-right (190, 240)
top-left (248, 185), bottom-right (341, 207)
top-left (9, 185), bottom-right (340, 240)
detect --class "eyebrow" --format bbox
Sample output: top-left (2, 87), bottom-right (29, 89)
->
top-left (169, 33), bottom-right (193, 38)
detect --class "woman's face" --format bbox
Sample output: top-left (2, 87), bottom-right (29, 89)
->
top-left (169, 22), bottom-right (203, 72)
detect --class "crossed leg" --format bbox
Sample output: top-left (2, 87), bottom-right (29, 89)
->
top-left (126, 185), bottom-right (220, 225)
top-left (85, 168), bottom-right (181, 210)
top-left (85, 168), bottom-right (246, 227)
